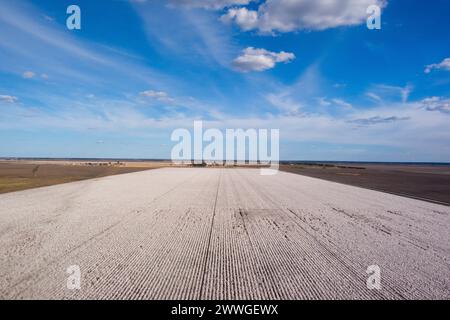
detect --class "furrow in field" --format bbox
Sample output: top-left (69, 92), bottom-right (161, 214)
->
top-left (240, 169), bottom-right (450, 299)
top-left (0, 169), bottom-right (200, 296)
top-left (233, 170), bottom-right (390, 299)
top-left (201, 170), bottom-right (266, 299)
top-left (1, 169), bottom-right (214, 299)
top-left (1, 168), bottom-right (449, 300)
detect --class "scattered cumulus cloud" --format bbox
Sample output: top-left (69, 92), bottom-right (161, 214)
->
top-left (222, 0), bottom-right (388, 33)
top-left (221, 8), bottom-right (259, 31)
top-left (232, 47), bottom-right (295, 72)
top-left (2, 0), bottom-right (449, 161)
top-left (425, 58), bottom-right (450, 74)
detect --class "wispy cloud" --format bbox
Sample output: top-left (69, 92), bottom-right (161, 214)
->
top-left (316, 97), bottom-right (352, 109)
top-left (0, 95), bottom-right (18, 103)
top-left (366, 92), bottom-right (383, 102)
top-left (140, 90), bottom-right (175, 103)
top-left (368, 84), bottom-right (413, 103)
top-left (317, 97), bottom-right (332, 107)
top-left (2, 90), bottom-right (450, 160)
top-left (1, 0), bottom-right (449, 161)
top-left (0, 0), bottom-right (175, 90)
top-left (348, 116), bottom-right (410, 126)
top-left (425, 57), bottom-right (450, 74)
top-left (266, 93), bottom-right (303, 116)
top-left (22, 71), bottom-right (35, 79)
top-left (132, 1), bottom-right (237, 68)
top-left (331, 98), bottom-right (352, 109)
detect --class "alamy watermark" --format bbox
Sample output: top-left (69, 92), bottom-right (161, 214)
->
top-left (66, 5), bottom-right (81, 30)
top-left (366, 265), bottom-right (381, 290)
top-left (171, 121), bottom-right (279, 175)
top-left (66, 265), bottom-right (81, 290)
top-left (367, 5), bottom-right (382, 30)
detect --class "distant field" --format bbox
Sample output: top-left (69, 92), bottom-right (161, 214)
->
top-left (2, 160), bottom-right (450, 205)
top-left (0, 160), bottom-right (264, 194)
top-left (0, 161), bottom-right (169, 194)
top-left (281, 163), bottom-right (450, 205)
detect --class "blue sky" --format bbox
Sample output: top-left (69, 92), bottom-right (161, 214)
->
top-left (0, 0), bottom-right (449, 161)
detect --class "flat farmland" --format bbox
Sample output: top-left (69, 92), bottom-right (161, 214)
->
top-left (0, 168), bottom-right (449, 299)
top-left (0, 161), bottom-right (167, 194)
top-left (281, 163), bottom-right (450, 205)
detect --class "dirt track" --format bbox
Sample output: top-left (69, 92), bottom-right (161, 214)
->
top-left (0, 168), bottom-right (449, 300)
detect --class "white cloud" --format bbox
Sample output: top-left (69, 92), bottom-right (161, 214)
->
top-left (133, 1), bottom-right (237, 68)
top-left (0, 1), bottom-right (176, 91)
top-left (22, 71), bottom-right (35, 79)
top-left (366, 92), bottom-right (382, 102)
top-left (221, 8), bottom-right (259, 31)
top-left (2, 91), bottom-right (450, 161)
top-left (140, 90), bottom-right (175, 103)
top-left (0, 95), bottom-right (18, 103)
top-left (222, 0), bottom-right (387, 33)
top-left (425, 58), bottom-right (450, 74)
top-left (21, 71), bottom-right (49, 80)
top-left (331, 98), bottom-right (352, 109)
top-left (316, 97), bottom-right (352, 109)
top-left (266, 93), bottom-right (302, 116)
top-left (370, 84), bottom-right (413, 103)
top-left (333, 83), bottom-right (347, 89)
top-left (232, 47), bottom-right (295, 72)
top-left (317, 97), bottom-right (331, 107)
top-left (208, 100), bottom-right (450, 161)
top-left (348, 116), bottom-right (409, 125)
top-left (420, 97), bottom-right (450, 113)
top-left (399, 86), bottom-right (412, 103)
top-left (168, 0), bottom-right (253, 10)
top-left (43, 15), bottom-right (54, 22)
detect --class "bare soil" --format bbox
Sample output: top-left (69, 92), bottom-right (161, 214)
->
top-left (0, 161), bottom-right (166, 194)
top-left (281, 163), bottom-right (450, 205)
